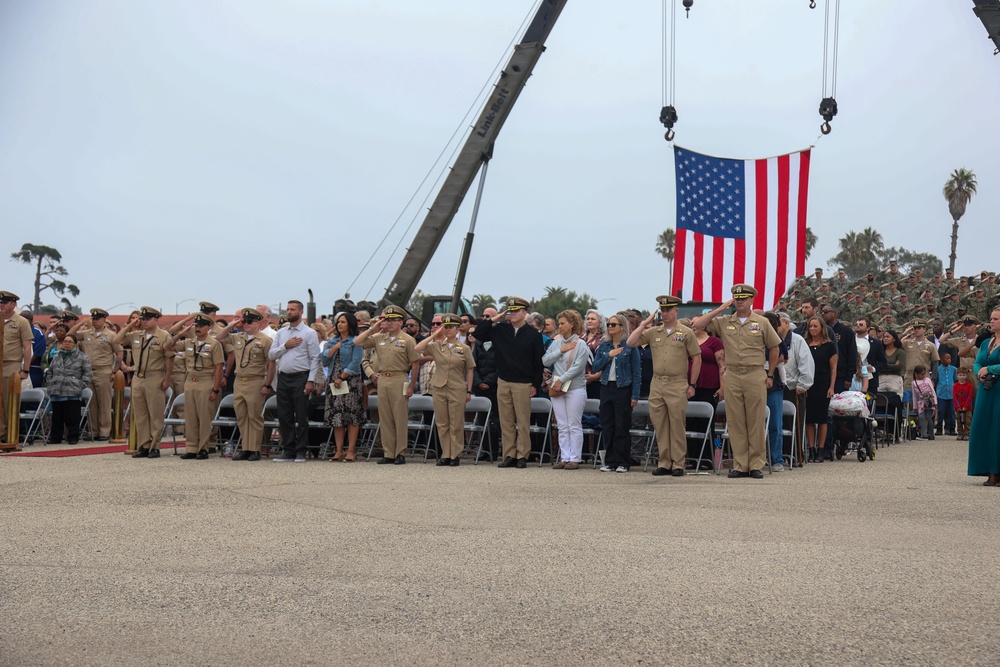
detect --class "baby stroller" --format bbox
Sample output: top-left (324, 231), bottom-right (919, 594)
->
top-left (828, 391), bottom-right (876, 462)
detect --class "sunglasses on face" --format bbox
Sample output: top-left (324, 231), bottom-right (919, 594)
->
top-left (607, 322), bottom-right (620, 328)
top-left (431, 322), bottom-right (442, 327)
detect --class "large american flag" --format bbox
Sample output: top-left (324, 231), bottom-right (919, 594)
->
top-left (672, 145), bottom-right (811, 310)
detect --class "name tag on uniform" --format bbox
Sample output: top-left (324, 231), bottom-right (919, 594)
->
top-left (726, 325), bottom-right (736, 330)
top-left (379, 341), bottom-right (386, 346)
top-left (654, 338), bottom-right (661, 343)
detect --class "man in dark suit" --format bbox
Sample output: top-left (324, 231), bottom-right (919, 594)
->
top-left (822, 305), bottom-right (857, 392)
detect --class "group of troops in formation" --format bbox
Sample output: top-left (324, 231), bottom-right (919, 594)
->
top-left (782, 263), bottom-right (998, 329)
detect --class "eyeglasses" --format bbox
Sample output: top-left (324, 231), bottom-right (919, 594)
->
top-left (404, 323), bottom-right (418, 328)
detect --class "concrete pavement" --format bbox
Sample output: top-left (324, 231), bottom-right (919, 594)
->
top-left (1, 437), bottom-right (997, 666)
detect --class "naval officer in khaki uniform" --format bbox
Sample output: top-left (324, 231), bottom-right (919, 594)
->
top-left (69, 308), bottom-right (123, 440)
top-left (173, 314), bottom-right (225, 459)
top-left (414, 313), bottom-right (476, 466)
top-left (217, 308), bottom-right (274, 461)
top-left (1, 291), bottom-right (34, 443)
top-left (354, 305), bottom-right (420, 464)
top-left (114, 306), bottom-right (175, 458)
top-left (627, 295), bottom-right (702, 476)
top-left (693, 284), bottom-right (781, 479)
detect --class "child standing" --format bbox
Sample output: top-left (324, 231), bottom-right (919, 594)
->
top-left (953, 368), bottom-right (975, 441)
top-left (935, 352), bottom-right (956, 436)
top-left (911, 365), bottom-right (937, 441)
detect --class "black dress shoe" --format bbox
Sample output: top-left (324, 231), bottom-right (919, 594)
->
top-left (727, 469), bottom-right (748, 478)
top-left (393, 455), bottom-right (406, 465)
top-left (179, 453), bottom-right (198, 460)
top-left (232, 450), bottom-right (251, 461)
top-left (436, 457), bottom-right (451, 467)
top-left (196, 450), bottom-right (209, 460)
top-left (377, 457), bottom-right (394, 464)
top-left (246, 451), bottom-right (261, 461)
top-left (148, 449), bottom-right (161, 459)
top-left (498, 457), bottom-right (515, 468)
top-left (93, 436), bottom-right (109, 442)
top-left (449, 458), bottom-right (460, 467)
top-left (671, 468), bottom-right (685, 477)
top-left (515, 458), bottom-right (527, 469)
top-left (67, 439), bottom-right (79, 445)
top-left (651, 467), bottom-right (671, 476)
top-left (132, 448), bottom-right (149, 458)
top-left (749, 469), bottom-right (764, 479)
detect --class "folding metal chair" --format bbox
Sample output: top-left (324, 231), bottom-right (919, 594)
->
top-left (360, 395), bottom-right (381, 460)
top-left (872, 393), bottom-right (898, 448)
top-left (211, 393), bottom-right (240, 454)
top-left (781, 399), bottom-right (799, 468)
top-left (686, 401), bottom-right (716, 473)
top-left (529, 397), bottom-right (553, 465)
top-left (580, 398), bottom-right (602, 466)
top-left (161, 393), bottom-right (185, 454)
top-left (628, 401), bottom-right (658, 471)
top-left (403, 394), bottom-right (436, 462)
top-left (261, 395), bottom-right (280, 456)
top-left (463, 396), bottom-right (493, 463)
top-left (19, 388), bottom-right (49, 445)
top-left (77, 387), bottom-right (94, 440)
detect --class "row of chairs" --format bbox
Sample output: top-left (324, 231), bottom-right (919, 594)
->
top-left (16, 387), bottom-right (96, 445)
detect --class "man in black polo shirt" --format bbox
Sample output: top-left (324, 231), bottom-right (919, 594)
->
top-left (472, 297), bottom-right (544, 469)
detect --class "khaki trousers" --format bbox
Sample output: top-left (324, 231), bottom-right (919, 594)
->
top-left (184, 379), bottom-right (215, 453)
top-left (0, 364), bottom-right (19, 441)
top-left (433, 388), bottom-right (467, 459)
top-left (649, 377), bottom-right (688, 470)
top-left (132, 373), bottom-right (166, 451)
top-left (497, 379), bottom-right (532, 459)
top-left (234, 376), bottom-right (266, 452)
top-left (724, 369), bottom-right (768, 473)
top-left (378, 374), bottom-right (409, 458)
top-left (89, 367), bottom-right (113, 438)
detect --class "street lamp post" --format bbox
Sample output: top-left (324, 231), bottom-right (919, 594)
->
top-left (175, 298), bottom-right (196, 315)
top-left (107, 302), bottom-right (135, 313)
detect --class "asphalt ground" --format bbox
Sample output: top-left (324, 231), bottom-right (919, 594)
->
top-left (1, 435), bottom-right (997, 667)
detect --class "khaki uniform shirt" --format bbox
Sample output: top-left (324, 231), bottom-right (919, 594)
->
top-left (361, 332), bottom-right (420, 374)
top-left (639, 323), bottom-right (700, 377)
top-left (3, 314), bottom-right (34, 368)
top-left (183, 336), bottom-right (225, 381)
top-left (903, 338), bottom-right (939, 378)
top-left (127, 327), bottom-right (173, 376)
top-left (705, 312), bottom-right (782, 369)
top-left (233, 332), bottom-right (273, 378)
top-left (426, 341), bottom-right (475, 389)
top-left (79, 326), bottom-right (121, 369)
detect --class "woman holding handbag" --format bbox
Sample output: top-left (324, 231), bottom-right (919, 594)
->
top-left (542, 310), bottom-right (590, 469)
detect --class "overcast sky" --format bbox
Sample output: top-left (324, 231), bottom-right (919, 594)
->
top-left (1, 0), bottom-right (996, 317)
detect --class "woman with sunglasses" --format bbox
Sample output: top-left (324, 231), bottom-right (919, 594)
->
top-left (592, 312), bottom-right (640, 472)
top-left (414, 313), bottom-right (476, 466)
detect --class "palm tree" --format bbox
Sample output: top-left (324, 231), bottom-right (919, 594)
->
top-left (470, 294), bottom-right (495, 316)
top-left (804, 227), bottom-right (817, 260)
top-left (655, 228), bottom-right (676, 292)
top-left (943, 168), bottom-right (977, 274)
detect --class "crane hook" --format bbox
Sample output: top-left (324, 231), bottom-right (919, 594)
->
top-left (659, 105), bottom-right (678, 142)
top-left (820, 121), bottom-right (832, 135)
top-left (809, 0), bottom-right (816, 8)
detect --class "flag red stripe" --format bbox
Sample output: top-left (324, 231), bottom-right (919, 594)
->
top-left (774, 154), bottom-right (790, 303)
top-left (753, 159), bottom-right (769, 309)
top-left (692, 233), bottom-right (704, 302)
top-left (795, 150), bottom-right (811, 277)
top-left (674, 228), bottom-right (687, 298)
top-left (712, 236), bottom-right (725, 302)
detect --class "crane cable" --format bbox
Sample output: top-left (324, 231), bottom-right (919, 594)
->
top-left (344, 0), bottom-right (544, 301)
top-left (659, 0), bottom-right (678, 141)
top-left (819, 0), bottom-right (841, 134)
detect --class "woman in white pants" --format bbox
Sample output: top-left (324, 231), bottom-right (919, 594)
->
top-left (542, 310), bottom-right (590, 469)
